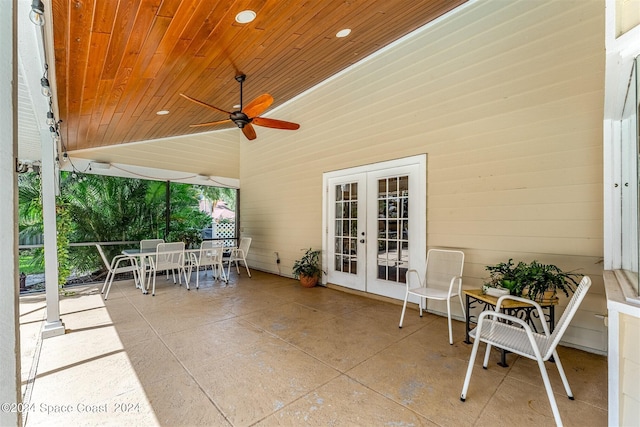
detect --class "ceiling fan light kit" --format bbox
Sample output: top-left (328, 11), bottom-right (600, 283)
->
top-left (181, 74), bottom-right (300, 141)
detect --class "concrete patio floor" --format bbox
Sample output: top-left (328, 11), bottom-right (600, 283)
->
top-left (18, 270), bottom-right (607, 426)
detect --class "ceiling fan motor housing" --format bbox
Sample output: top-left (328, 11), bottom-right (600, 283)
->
top-left (230, 111), bottom-right (251, 128)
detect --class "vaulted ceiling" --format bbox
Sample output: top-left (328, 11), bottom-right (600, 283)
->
top-left (50, 0), bottom-right (467, 151)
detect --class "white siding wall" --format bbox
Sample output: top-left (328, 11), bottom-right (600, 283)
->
top-left (240, 0), bottom-right (607, 352)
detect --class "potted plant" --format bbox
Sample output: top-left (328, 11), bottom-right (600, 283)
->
top-left (483, 258), bottom-right (523, 296)
top-left (292, 248), bottom-right (322, 288)
top-left (483, 259), bottom-right (580, 301)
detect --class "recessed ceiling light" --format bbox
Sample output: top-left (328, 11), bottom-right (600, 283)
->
top-left (235, 10), bottom-right (256, 24)
top-left (336, 28), bottom-right (351, 38)
top-left (156, 110), bottom-right (170, 115)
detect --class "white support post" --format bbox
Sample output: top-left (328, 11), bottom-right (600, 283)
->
top-left (0, 1), bottom-right (22, 425)
top-left (41, 132), bottom-right (65, 338)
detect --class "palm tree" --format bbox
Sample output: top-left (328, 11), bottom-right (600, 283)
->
top-left (62, 173), bottom-right (153, 272)
top-left (164, 182), bottom-right (212, 248)
top-left (18, 173), bottom-right (44, 242)
top-left (18, 173), bottom-right (45, 276)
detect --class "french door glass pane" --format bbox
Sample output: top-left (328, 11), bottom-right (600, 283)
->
top-left (334, 183), bottom-right (358, 275)
top-left (350, 220), bottom-right (357, 237)
top-left (376, 176), bottom-right (409, 283)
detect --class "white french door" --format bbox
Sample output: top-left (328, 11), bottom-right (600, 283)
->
top-left (323, 155), bottom-right (426, 300)
top-left (326, 174), bottom-right (367, 291)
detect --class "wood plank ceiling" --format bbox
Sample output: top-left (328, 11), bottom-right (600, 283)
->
top-left (50, 0), bottom-right (467, 151)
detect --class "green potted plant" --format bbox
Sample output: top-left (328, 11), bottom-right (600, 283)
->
top-left (483, 258), bottom-right (523, 296)
top-left (483, 259), bottom-right (580, 301)
top-left (292, 248), bottom-right (322, 288)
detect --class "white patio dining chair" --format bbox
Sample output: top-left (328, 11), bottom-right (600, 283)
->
top-left (460, 276), bottom-right (592, 427)
top-left (140, 237), bottom-right (165, 278)
top-left (140, 238), bottom-right (164, 251)
top-left (226, 237), bottom-right (252, 278)
top-left (189, 240), bottom-right (227, 288)
top-left (96, 244), bottom-right (139, 300)
top-left (399, 248), bottom-right (465, 345)
top-left (146, 242), bottom-right (189, 296)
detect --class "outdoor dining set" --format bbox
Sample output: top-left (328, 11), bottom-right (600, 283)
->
top-left (96, 237), bottom-right (252, 299)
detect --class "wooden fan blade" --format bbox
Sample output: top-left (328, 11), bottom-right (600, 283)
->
top-left (189, 119), bottom-right (232, 128)
top-left (180, 93), bottom-right (232, 115)
top-left (243, 94), bottom-right (274, 118)
top-left (242, 123), bottom-right (257, 140)
top-left (252, 116), bottom-right (300, 130)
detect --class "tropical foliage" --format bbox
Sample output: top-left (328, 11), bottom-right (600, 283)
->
top-left (483, 259), bottom-right (580, 300)
top-left (18, 173), bottom-right (44, 240)
top-left (18, 171), bottom-right (229, 286)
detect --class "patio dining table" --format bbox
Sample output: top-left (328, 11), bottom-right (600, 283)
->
top-left (121, 247), bottom-right (157, 293)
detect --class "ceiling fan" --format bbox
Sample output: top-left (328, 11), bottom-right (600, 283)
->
top-left (180, 74), bottom-right (300, 141)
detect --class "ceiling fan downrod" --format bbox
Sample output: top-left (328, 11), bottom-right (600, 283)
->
top-left (235, 74), bottom-right (246, 111)
top-left (231, 74), bottom-right (251, 128)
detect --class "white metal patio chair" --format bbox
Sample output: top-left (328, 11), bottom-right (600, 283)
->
top-left (96, 244), bottom-right (139, 300)
top-left (146, 242), bottom-right (189, 296)
top-left (399, 248), bottom-right (465, 344)
top-left (140, 238), bottom-right (164, 269)
top-left (140, 238), bottom-right (164, 251)
top-left (226, 237), bottom-right (252, 278)
top-left (189, 240), bottom-right (227, 288)
top-left (140, 238), bottom-right (166, 279)
top-left (460, 276), bottom-right (592, 427)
